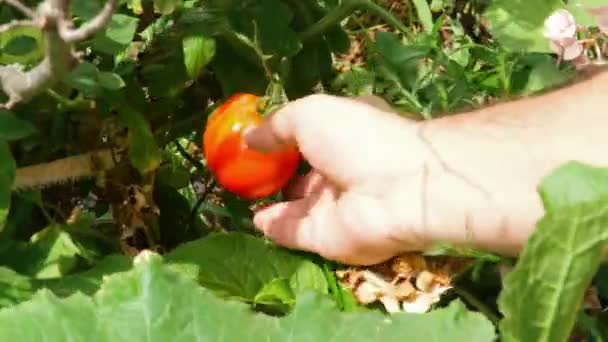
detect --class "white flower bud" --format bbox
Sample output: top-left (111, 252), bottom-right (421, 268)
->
top-left (544, 9), bottom-right (578, 46)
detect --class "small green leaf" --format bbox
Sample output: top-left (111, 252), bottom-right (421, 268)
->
top-left (97, 72), bottom-right (126, 90)
top-left (154, 0), bottom-right (179, 14)
top-left (166, 232), bottom-right (328, 302)
top-left (118, 108), bottom-right (162, 174)
top-left (484, 0), bottom-right (563, 53)
top-left (412, 0), bottom-right (434, 33)
top-left (0, 111), bottom-right (35, 141)
top-left (498, 161), bottom-right (608, 342)
top-left (254, 278), bottom-right (294, 308)
top-left (65, 62), bottom-right (102, 95)
top-left (523, 57), bottom-right (574, 94)
top-left (182, 35), bottom-right (216, 80)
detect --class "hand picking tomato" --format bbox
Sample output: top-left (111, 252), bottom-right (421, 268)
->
top-left (203, 93), bottom-right (301, 200)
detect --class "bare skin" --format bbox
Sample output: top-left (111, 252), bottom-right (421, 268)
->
top-left (244, 68), bottom-right (608, 266)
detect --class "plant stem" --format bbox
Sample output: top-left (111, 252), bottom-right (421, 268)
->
top-left (452, 285), bottom-right (501, 325)
top-left (299, 0), bottom-right (413, 43)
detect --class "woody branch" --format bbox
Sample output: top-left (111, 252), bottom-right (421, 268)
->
top-left (0, 0), bottom-right (117, 110)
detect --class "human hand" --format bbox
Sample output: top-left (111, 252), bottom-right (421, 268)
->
top-left (244, 93), bottom-right (551, 265)
top-left (243, 94), bottom-right (440, 265)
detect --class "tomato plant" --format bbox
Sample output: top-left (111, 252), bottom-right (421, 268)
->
top-left (203, 93), bottom-right (300, 200)
top-left (0, 0), bottom-right (607, 341)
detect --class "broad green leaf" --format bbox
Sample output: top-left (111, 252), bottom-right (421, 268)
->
top-left (538, 162), bottom-right (608, 212)
top-left (498, 161), bottom-right (608, 342)
top-left (0, 25), bottom-right (44, 65)
top-left (412, 0), bottom-right (434, 33)
top-left (166, 232), bottom-right (328, 302)
top-left (0, 142), bottom-right (15, 211)
top-left (0, 225), bottom-right (83, 279)
top-left (0, 252), bottom-right (497, 341)
top-left (41, 255), bottom-right (132, 297)
top-left (91, 14), bottom-right (139, 54)
top-left (71, 0), bottom-right (104, 19)
top-left (210, 40), bottom-right (268, 96)
top-left (118, 108), bottom-right (162, 174)
top-left (2, 35), bottom-right (37, 56)
top-left (0, 111), bottom-right (35, 141)
top-left (285, 39), bottom-right (333, 98)
top-left (0, 254), bottom-right (131, 309)
top-left (484, 0), bottom-right (563, 53)
top-left (182, 35), bottom-right (216, 79)
top-left (0, 266), bottom-right (36, 308)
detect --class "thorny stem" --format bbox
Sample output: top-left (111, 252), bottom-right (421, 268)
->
top-left (0, 0), bottom-right (117, 109)
top-left (299, 0), bottom-right (413, 43)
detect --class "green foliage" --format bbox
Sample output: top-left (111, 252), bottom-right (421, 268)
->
top-left (0, 0), bottom-right (606, 339)
top-left (499, 162), bottom-right (608, 341)
top-left (0, 252), bottom-right (496, 341)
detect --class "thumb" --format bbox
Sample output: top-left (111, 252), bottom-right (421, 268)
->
top-left (243, 107), bottom-right (297, 153)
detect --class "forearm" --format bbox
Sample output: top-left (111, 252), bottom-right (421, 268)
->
top-left (418, 68), bottom-right (608, 255)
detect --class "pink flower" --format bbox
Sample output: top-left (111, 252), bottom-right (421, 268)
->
top-left (544, 9), bottom-right (583, 61)
top-left (544, 9), bottom-right (578, 45)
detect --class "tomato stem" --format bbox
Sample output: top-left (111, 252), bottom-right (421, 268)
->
top-left (299, 0), bottom-right (413, 43)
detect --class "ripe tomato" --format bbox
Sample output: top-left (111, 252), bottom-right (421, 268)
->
top-left (203, 93), bottom-right (301, 200)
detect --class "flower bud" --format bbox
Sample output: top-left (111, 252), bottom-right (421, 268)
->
top-left (544, 9), bottom-right (583, 61)
top-left (544, 9), bottom-right (578, 46)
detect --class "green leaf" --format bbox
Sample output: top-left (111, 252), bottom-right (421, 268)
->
top-left (369, 32), bottom-right (430, 91)
top-left (66, 62), bottom-right (126, 95)
top-left (118, 108), bottom-right (162, 174)
top-left (412, 0), bottom-right (434, 33)
top-left (0, 252), bottom-right (497, 341)
top-left (2, 35), bottom-right (37, 56)
top-left (97, 72), bottom-right (126, 90)
top-left (0, 225), bottom-right (83, 279)
top-left (166, 233), bottom-right (328, 302)
top-left (498, 161), bottom-right (608, 342)
top-left (523, 57), bottom-right (574, 94)
top-left (0, 266), bottom-right (36, 308)
top-left (229, 0), bottom-right (302, 58)
top-left (154, 0), bottom-right (179, 14)
top-left (41, 255), bottom-right (132, 297)
top-left (91, 14), bottom-right (139, 54)
top-left (0, 111), bottom-right (35, 141)
top-left (538, 162), bottom-right (608, 212)
top-left (182, 35), bottom-right (216, 80)
top-left (484, 0), bottom-right (563, 53)
top-left (0, 25), bottom-right (44, 65)
top-left (0, 254), bottom-right (131, 309)
top-left (0, 142), bottom-right (15, 212)
top-left (210, 40), bottom-right (268, 96)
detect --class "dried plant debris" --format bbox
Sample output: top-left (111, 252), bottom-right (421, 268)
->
top-left (336, 253), bottom-right (470, 313)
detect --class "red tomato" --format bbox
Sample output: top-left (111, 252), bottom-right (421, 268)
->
top-left (203, 93), bottom-right (301, 200)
